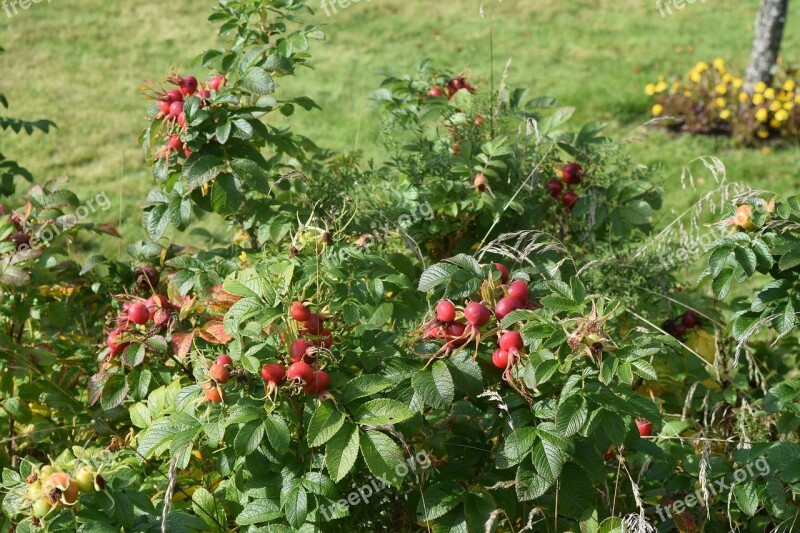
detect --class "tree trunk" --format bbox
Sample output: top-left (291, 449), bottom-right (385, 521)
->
top-left (744, 0), bottom-right (789, 93)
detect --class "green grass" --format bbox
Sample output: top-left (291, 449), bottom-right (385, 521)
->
top-left (2, 0), bottom-right (799, 259)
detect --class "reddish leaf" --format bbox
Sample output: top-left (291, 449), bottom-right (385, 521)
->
top-left (87, 371), bottom-right (108, 406)
top-left (171, 330), bottom-right (196, 358)
top-left (197, 320), bottom-right (233, 344)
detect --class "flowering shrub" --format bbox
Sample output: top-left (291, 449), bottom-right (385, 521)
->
top-left (646, 58), bottom-right (800, 144)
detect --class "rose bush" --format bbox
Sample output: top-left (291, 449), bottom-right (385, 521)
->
top-left (1, 3), bottom-right (799, 532)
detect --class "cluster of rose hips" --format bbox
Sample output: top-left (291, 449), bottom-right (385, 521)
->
top-left (662, 309), bottom-right (702, 340)
top-left (25, 465), bottom-right (101, 521)
top-left (422, 263), bottom-right (533, 376)
top-left (545, 162), bottom-right (585, 211)
top-left (105, 292), bottom-right (174, 357)
top-left (277, 301), bottom-right (332, 395)
top-left (150, 73), bottom-right (226, 159)
top-left (202, 354), bottom-right (234, 403)
top-left (427, 75), bottom-right (475, 100)
top-left (202, 301), bottom-right (332, 403)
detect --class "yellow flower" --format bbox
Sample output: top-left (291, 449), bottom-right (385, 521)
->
top-left (651, 104), bottom-right (664, 117)
top-left (755, 108), bottom-right (769, 122)
top-left (683, 89), bottom-right (692, 97)
top-left (764, 88), bottom-right (776, 100)
top-left (732, 78), bottom-right (743, 89)
top-left (713, 58), bottom-right (725, 71)
top-left (752, 93), bottom-right (765, 105)
top-left (715, 84), bottom-right (727, 95)
top-left (795, 94), bottom-right (800, 104)
top-left (655, 81), bottom-right (668, 93)
top-left (689, 71), bottom-right (702, 83)
top-left (784, 101), bottom-right (794, 110)
top-left (757, 128), bottom-right (770, 139)
top-left (719, 109), bottom-right (731, 120)
top-left (739, 92), bottom-right (749, 103)
top-left (754, 81), bottom-right (767, 93)
top-left (723, 74), bottom-right (733, 83)
top-left (769, 119), bottom-right (781, 128)
top-left (645, 83), bottom-right (656, 95)
top-left (671, 81), bottom-right (681, 92)
top-left (775, 109), bottom-right (789, 121)
top-left (769, 101), bottom-right (782, 112)
top-left (715, 97), bottom-right (726, 108)
top-left (695, 61), bottom-right (709, 71)
top-left (784, 80), bottom-right (796, 92)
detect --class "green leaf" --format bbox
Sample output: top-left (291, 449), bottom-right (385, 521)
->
top-left (411, 362), bottom-right (454, 409)
top-left (733, 482), bottom-right (759, 517)
top-left (210, 174), bottom-right (243, 215)
top-left (235, 499), bottom-right (281, 526)
top-left (531, 436), bottom-right (567, 481)
top-left (630, 359), bottom-right (657, 381)
top-left (127, 369), bottom-right (152, 400)
top-left (265, 414), bottom-right (290, 455)
top-left (183, 154), bottom-right (225, 191)
top-left (122, 343), bottom-right (145, 367)
top-left (168, 194), bottom-right (192, 230)
top-left (779, 247), bottom-right (800, 271)
top-left (496, 427), bottom-right (537, 469)
top-left (416, 481), bottom-right (464, 521)
top-left (359, 430), bottom-right (406, 486)
top-left (516, 461), bottom-right (554, 500)
top-left (555, 395), bottom-right (588, 437)
top-left (234, 420), bottom-right (265, 455)
top-left (354, 399), bottom-right (414, 425)
top-left (418, 262), bottom-right (458, 292)
top-left (711, 267), bottom-right (734, 300)
top-left (101, 373), bottom-right (130, 410)
top-left (325, 423), bottom-right (360, 482)
top-left (2, 398), bottom-right (31, 423)
top-left (282, 484), bottom-right (307, 528)
top-left (192, 487), bottom-right (226, 531)
top-left (734, 246), bottom-right (757, 277)
top-left (307, 403), bottom-right (345, 448)
top-left (339, 375), bottom-right (393, 403)
top-left (559, 463), bottom-right (594, 517)
top-left (241, 67), bottom-right (275, 95)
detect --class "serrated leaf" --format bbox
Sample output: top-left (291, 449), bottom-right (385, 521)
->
top-left (733, 482), bottom-right (758, 516)
top-left (307, 403), bottom-right (345, 448)
top-left (496, 427), bottom-right (536, 469)
top-left (411, 362), bottom-right (454, 409)
top-left (416, 481), bottom-right (464, 521)
top-left (555, 395), bottom-right (588, 437)
top-left (234, 420), bottom-right (265, 455)
top-left (241, 67), bottom-right (275, 95)
top-left (354, 399), bottom-right (414, 425)
top-left (360, 430), bottom-right (406, 486)
top-left (325, 423), bottom-right (359, 482)
top-left (183, 155), bottom-right (225, 191)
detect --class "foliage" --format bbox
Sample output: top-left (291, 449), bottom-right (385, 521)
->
top-left (0, 4), bottom-right (799, 532)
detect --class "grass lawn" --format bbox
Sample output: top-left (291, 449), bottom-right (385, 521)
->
top-left (2, 0), bottom-right (798, 259)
